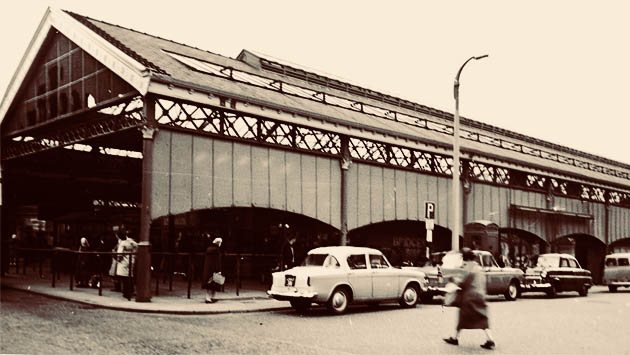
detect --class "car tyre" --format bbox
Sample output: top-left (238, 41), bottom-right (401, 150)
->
top-left (504, 280), bottom-right (519, 301)
top-left (608, 285), bottom-right (617, 293)
top-left (290, 300), bottom-right (311, 312)
top-left (399, 284), bottom-right (419, 308)
top-left (546, 283), bottom-right (557, 298)
top-left (327, 288), bottom-right (349, 314)
top-left (578, 284), bottom-right (588, 297)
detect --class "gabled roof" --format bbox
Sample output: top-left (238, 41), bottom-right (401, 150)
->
top-left (2, 8), bottom-right (629, 190)
top-left (0, 8), bottom-right (151, 124)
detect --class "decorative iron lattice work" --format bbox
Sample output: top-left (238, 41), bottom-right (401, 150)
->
top-left (155, 98), bottom-right (341, 155)
top-left (348, 137), bottom-right (453, 175)
top-left (154, 98), bottom-right (630, 208)
top-left (163, 50), bottom-right (629, 181)
top-left (2, 97), bottom-right (143, 160)
top-left (467, 161), bottom-right (510, 185)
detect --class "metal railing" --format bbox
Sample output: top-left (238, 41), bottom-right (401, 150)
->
top-left (10, 248), bottom-right (280, 299)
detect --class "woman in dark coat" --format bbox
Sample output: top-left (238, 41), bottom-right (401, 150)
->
top-left (444, 248), bottom-right (496, 350)
top-left (202, 238), bottom-right (223, 303)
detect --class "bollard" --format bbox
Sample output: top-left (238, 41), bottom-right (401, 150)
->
top-left (51, 251), bottom-right (56, 288)
top-left (236, 256), bottom-right (241, 296)
top-left (168, 253), bottom-right (173, 291)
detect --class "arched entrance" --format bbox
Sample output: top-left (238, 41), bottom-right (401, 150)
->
top-left (499, 228), bottom-right (549, 268)
top-left (150, 207), bottom-right (339, 283)
top-left (609, 237), bottom-right (630, 253)
top-left (348, 220), bottom-right (453, 266)
top-left (553, 234), bottom-right (606, 284)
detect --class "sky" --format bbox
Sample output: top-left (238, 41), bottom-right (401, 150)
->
top-left (1, 1), bottom-right (629, 165)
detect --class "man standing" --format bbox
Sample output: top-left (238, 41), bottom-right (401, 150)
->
top-left (282, 236), bottom-right (298, 270)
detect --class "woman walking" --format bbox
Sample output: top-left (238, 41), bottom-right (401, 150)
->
top-left (443, 248), bottom-right (496, 350)
top-left (202, 237), bottom-right (223, 303)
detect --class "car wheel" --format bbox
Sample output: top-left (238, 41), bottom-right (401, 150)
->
top-left (399, 284), bottom-right (419, 308)
top-left (290, 300), bottom-right (311, 312)
top-left (546, 283), bottom-right (557, 298)
top-left (608, 285), bottom-right (617, 293)
top-left (578, 284), bottom-right (588, 297)
top-left (504, 281), bottom-right (519, 301)
top-left (327, 288), bottom-right (349, 314)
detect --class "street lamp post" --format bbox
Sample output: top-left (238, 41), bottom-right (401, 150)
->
top-left (452, 54), bottom-right (488, 251)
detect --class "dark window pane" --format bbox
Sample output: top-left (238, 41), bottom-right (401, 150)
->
top-left (97, 70), bottom-right (112, 102)
top-left (48, 93), bottom-right (58, 119)
top-left (619, 258), bottom-right (629, 266)
top-left (37, 97), bottom-right (47, 122)
top-left (58, 34), bottom-right (70, 55)
top-left (59, 56), bottom-right (70, 86)
top-left (48, 64), bottom-right (58, 90)
top-left (59, 89), bottom-right (69, 115)
top-left (71, 83), bottom-right (82, 111)
top-left (84, 53), bottom-right (97, 75)
top-left (71, 51), bottom-right (83, 82)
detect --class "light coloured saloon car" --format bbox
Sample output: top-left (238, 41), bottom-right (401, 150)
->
top-left (267, 246), bottom-right (428, 314)
top-left (603, 253), bottom-right (630, 292)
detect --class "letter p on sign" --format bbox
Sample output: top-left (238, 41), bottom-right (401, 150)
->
top-left (425, 201), bottom-right (435, 220)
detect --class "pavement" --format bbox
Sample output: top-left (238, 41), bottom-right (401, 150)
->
top-left (1, 270), bottom-right (292, 315)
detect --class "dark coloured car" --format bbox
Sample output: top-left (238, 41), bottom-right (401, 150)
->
top-left (415, 250), bottom-right (524, 302)
top-left (521, 253), bottom-right (592, 297)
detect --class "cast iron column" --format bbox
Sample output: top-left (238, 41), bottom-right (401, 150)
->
top-left (340, 136), bottom-right (352, 246)
top-left (136, 95), bottom-right (157, 302)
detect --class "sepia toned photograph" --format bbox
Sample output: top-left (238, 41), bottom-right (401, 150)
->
top-left (1, 1), bottom-right (629, 354)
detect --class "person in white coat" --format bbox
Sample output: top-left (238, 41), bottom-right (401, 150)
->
top-left (115, 231), bottom-right (138, 300)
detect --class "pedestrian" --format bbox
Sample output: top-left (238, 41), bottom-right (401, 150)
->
top-left (443, 247), bottom-right (496, 350)
top-left (281, 236), bottom-right (298, 270)
top-left (76, 237), bottom-right (91, 287)
top-left (115, 231), bottom-right (138, 300)
top-left (108, 228), bottom-right (122, 292)
top-left (202, 237), bottom-right (223, 303)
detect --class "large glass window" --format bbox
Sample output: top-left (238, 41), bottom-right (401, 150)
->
top-left (619, 258), bottom-right (629, 266)
top-left (606, 258), bottom-right (618, 267)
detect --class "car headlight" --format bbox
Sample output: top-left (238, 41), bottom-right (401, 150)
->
top-left (541, 271), bottom-right (547, 278)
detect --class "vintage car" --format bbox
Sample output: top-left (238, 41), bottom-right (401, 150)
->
top-left (521, 253), bottom-right (592, 297)
top-left (418, 250), bottom-right (524, 302)
top-left (267, 246), bottom-right (428, 314)
top-left (603, 253), bottom-right (630, 292)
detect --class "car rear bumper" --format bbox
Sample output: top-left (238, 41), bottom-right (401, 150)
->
top-left (606, 281), bottom-right (630, 286)
top-left (267, 289), bottom-right (317, 301)
top-left (520, 282), bottom-right (552, 291)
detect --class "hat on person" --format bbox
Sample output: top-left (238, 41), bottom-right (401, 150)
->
top-left (80, 237), bottom-right (90, 248)
top-left (212, 237), bottom-right (223, 245)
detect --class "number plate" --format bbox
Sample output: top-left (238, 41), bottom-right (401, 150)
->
top-left (285, 275), bottom-right (296, 287)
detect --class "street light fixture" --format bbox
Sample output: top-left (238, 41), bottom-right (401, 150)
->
top-left (451, 54), bottom-right (488, 252)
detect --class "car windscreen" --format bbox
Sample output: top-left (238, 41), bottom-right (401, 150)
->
top-left (302, 254), bottom-right (328, 266)
top-left (441, 253), bottom-right (463, 268)
top-left (536, 255), bottom-right (559, 268)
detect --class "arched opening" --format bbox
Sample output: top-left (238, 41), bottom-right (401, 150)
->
top-left (348, 220), bottom-right (454, 267)
top-left (609, 237), bottom-right (630, 253)
top-left (553, 233), bottom-right (606, 284)
top-left (499, 228), bottom-right (549, 269)
top-left (149, 207), bottom-right (339, 287)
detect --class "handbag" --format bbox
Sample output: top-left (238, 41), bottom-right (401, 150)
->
top-left (212, 272), bottom-right (226, 285)
top-left (443, 282), bottom-right (462, 307)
